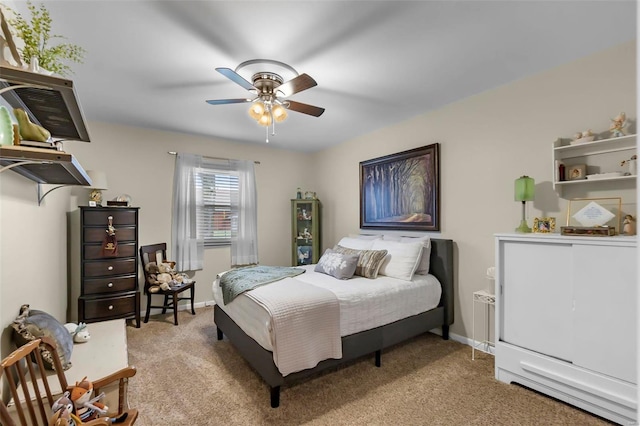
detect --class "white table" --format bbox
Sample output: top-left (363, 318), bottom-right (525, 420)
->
top-left (472, 290), bottom-right (495, 360)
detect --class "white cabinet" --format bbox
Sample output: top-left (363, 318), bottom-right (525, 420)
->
top-left (495, 233), bottom-right (637, 425)
top-left (552, 134), bottom-right (636, 194)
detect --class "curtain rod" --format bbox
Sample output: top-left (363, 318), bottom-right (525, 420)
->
top-left (167, 151), bottom-right (260, 164)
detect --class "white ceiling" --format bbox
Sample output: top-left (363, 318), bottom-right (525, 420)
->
top-left (9, 1), bottom-right (636, 152)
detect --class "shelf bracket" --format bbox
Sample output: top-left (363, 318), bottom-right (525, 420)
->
top-left (1, 160), bottom-right (67, 206)
top-left (37, 183), bottom-right (65, 205)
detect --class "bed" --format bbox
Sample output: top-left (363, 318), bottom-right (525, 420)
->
top-left (213, 237), bottom-right (454, 407)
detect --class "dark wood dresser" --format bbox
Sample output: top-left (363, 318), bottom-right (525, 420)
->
top-left (69, 206), bottom-right (141, 327)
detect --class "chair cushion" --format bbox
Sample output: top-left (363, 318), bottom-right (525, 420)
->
top-left (11, 304), bottom-right (73, 370)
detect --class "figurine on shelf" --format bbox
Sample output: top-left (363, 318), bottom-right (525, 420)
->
top-left (622, 215), bottom-right (636, 236)
top-left (572, 129), bottom-right (594, 143)
top-left (609, 112), bottom-right (627, 138)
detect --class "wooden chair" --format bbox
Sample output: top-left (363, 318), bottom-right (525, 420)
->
top-left (139, 243), bottom-right (196, 326)
top-left (0, 336), bottom-right (137, 426)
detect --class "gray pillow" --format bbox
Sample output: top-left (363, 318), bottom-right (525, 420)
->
top-left (332, 245), bottom-right (388, 279)
top-left (314, 249), bottom-right (359, 279)
top-left (12, 304), bottom-right (73, 370)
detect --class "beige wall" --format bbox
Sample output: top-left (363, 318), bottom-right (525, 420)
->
top-left (313, 41), bottom-right (636, 340)
top-left (0, 41), bottom-right (636, 361)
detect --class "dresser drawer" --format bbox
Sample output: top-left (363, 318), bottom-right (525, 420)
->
top-left (83, 209), bottom-right (137, 227)
top-left (84, 242), bottom-right (136, 260)
top-left (84, 258), bottom-right (136, 278)
top-left (80, 293), bottom-right (137, 321)
top-left (83, 275), bottom-right (137, 296)
top-left (83, 226), bottom-right (136, 243)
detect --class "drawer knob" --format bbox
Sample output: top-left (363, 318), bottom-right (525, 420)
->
top-left (107, 282), bottom-right (114, 288)
top-left (107, 266), bottom-right (114, 271)
top-left (108, 305), bottom-right (114, 310)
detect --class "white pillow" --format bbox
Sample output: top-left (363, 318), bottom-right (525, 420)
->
top-left (382, 234), bottom-right (402, 242)
top-left (371, 239), bottom-right (423, 281)
top-left (400, 236), bottom-right (431, 275)
top-left (348, 233), bottom-right (382, 240)
top-left (336, 236), bottom-right (376, 250)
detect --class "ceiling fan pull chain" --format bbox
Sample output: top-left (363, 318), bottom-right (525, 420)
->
top-left (265, 125), bottom-right (269, 143)
top-left (271, 111), bottom-right (276, 136)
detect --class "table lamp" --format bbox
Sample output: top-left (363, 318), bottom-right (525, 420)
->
top-left (514, 175), bottom-right (534, 233)
top-left (86, 170), bottom-right (108, 206)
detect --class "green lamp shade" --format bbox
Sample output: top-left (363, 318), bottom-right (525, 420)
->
top-left (514, 176), bottom-right (535, 201)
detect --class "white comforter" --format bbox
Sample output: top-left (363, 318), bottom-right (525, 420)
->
top-left (246, 277), bottom-right (342, 376)
top-left (213, 266), bottom-right (442, 375)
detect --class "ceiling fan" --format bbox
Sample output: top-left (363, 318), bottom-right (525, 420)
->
top-left (206, 59), bottom-right (325, 142)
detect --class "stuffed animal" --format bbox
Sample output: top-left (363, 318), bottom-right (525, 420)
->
top-left (70, 377), bottom-right (109, 422)
top-left (144, 262), bottom-right (172, 292)
top-left (57, 381), bottom-right (128, 425)
top-left (64, 322), bottom-right (91, 343)
top-left (50, 391), bottom-right (81, 426)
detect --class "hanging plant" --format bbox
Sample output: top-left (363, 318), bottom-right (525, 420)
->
top-left (3, 1), bottom-right (85, 76)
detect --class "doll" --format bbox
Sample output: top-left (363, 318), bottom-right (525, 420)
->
top-left (622, 215), bottom-right (636, 236)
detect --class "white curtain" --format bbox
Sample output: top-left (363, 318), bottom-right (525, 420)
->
top-left (230, 159), bottom-right (258, 266)
top-left (171, 153), bottom-right (204, 271)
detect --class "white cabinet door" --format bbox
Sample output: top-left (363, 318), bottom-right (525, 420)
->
top-left (572, 244), bottom-right (637, 383)
top-left (500, 240), bottom-right (574, 361)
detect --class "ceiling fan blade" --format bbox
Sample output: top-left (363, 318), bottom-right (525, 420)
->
top-left (277, 74), bottom-right (317, 97)
top-left (206, 98), bottom-right (251, 105)
top-left (216, 67), bottom-right (255, 91)
top-left (286, 100), bottom-right (325, 117)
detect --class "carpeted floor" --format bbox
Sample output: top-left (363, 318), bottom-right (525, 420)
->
top-left (126, 307), bottom-right (612, 425)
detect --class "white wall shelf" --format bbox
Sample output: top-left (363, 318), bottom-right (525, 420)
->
top-left (552, 134), bottom-right (636, 194)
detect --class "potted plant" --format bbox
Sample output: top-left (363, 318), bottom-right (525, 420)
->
top-left (2, 1), bottom-right (85, 76)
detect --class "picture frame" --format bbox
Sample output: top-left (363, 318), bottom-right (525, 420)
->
top-left (565, 197), bottom-right (622, 233)
top-left (566, 164), bottom-right (586, 181)
top-left (533, 217), bottom-right (556, 233)
top-left (360, 144), bottom-right (440, 231)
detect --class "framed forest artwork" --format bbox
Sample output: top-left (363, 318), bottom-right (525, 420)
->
top-left (360, 144), bottom-right (440, 231)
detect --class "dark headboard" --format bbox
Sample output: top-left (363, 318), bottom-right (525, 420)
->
top-left (428, 238), bottom-right (454, 326)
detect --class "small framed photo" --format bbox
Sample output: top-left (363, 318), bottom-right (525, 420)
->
top-left (533, 217), bottom-right (556, 233)
top-left (567, 164), bottom-right (586, 181)
top-left (88, 200), bottom-right (97, 207)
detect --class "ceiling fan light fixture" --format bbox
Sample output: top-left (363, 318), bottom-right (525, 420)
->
top-left (272, 104), bottom-right (288, 123)
top-left (209, 59), bottom-right (324, 141)
top-left (258, 111), bottom-right (272, 127)
top-left (248, 102), bottom-right (265, 120)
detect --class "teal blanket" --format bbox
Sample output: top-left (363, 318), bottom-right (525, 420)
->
top-left (219, 265), bottom-right (305, 305)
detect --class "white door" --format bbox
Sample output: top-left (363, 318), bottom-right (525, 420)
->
top-left (500, 240), bottom-right (574, 361)
top-left (572, 243), bottom-right (637, 383)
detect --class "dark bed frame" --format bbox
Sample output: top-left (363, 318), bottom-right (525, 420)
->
top-left (214, 238), bottom-right (454, 407)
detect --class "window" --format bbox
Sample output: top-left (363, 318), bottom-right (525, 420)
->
top-left (196, 162), bottom-right (238, 247)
